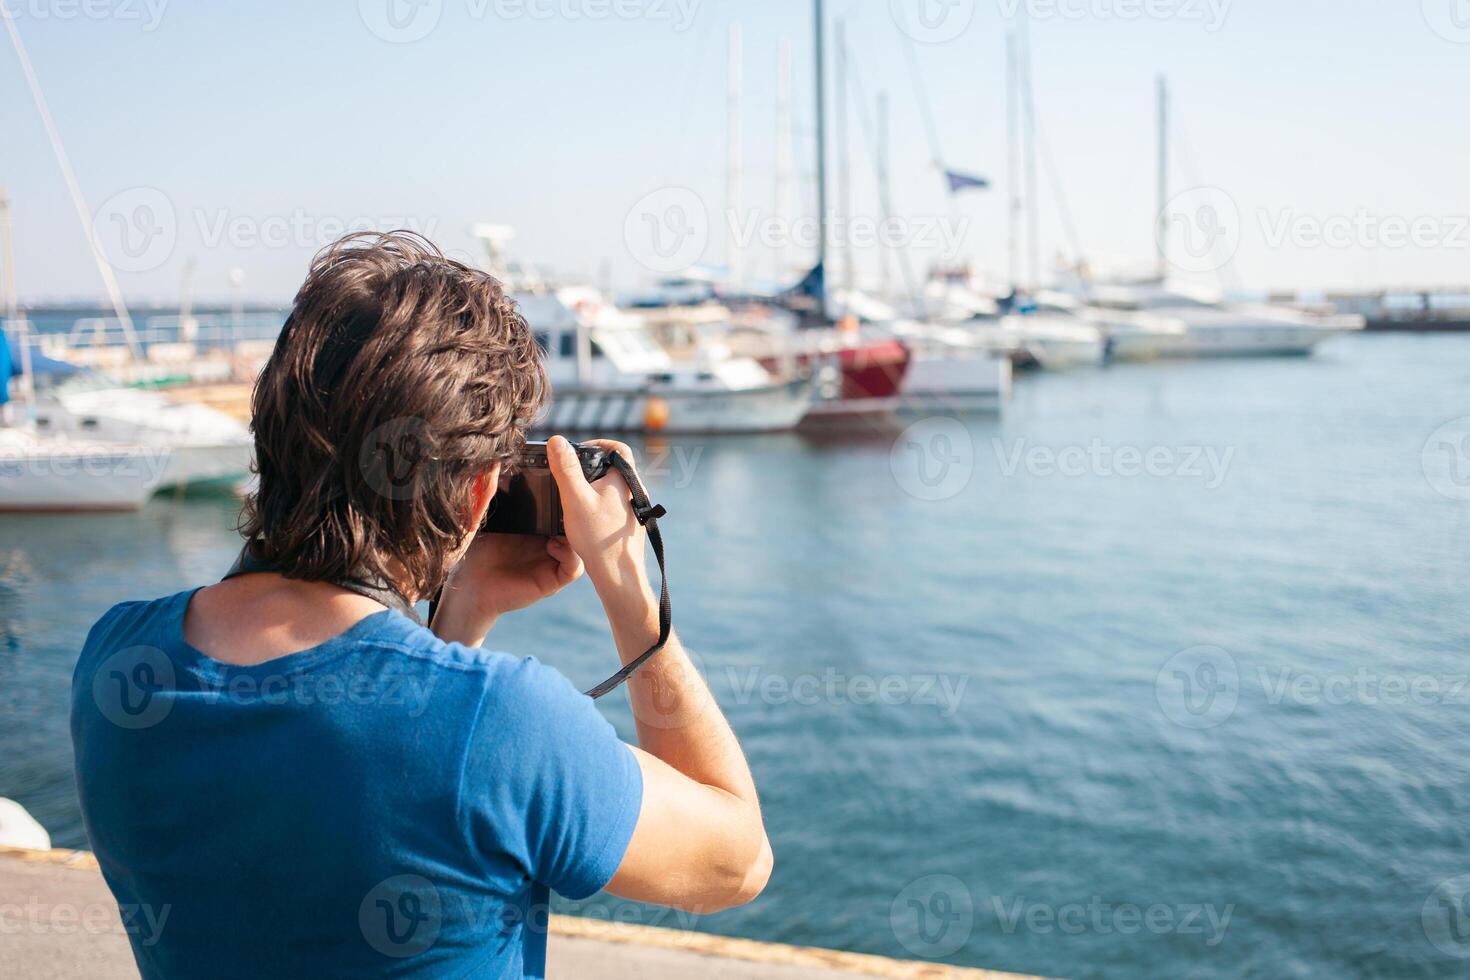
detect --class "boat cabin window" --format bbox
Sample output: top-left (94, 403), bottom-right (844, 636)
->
top-left (559, 332), bottom-right (576, 358)
top-left (533, 331), bottom-right (550, 354)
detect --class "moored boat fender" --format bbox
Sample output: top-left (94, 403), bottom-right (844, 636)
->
top-left (0, 797), bottom-right (51, 850)
top-left (643, 397), bottom-right (671, 432)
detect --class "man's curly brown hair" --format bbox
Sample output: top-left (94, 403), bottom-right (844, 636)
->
top-left (240, 231), bottom-right (548, 600)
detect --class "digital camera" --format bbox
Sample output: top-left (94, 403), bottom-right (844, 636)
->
top-left (481, 440), bottom-right (610, 536)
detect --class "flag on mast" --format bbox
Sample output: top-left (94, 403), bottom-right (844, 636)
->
top-left (944, 170), bottom-right (991, 194)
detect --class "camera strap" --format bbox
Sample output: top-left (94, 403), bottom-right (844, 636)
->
top-left (225, 451), bottom-right (672, 700)
top-left (583, 450), bottom-right (671, 699)
top-left (222, 548), bottom-right (424, 624)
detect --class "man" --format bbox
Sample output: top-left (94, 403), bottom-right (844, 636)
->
top-left (70, 232), bottom-right (771, 978)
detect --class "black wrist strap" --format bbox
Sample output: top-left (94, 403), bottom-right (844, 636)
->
top-left (583, 450), bottom-right (671, 699)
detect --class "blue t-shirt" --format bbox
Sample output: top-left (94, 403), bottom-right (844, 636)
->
top-left (70, 589), bottom-right (643, 979)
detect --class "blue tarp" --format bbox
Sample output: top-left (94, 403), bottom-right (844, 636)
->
top-left (5, 335), bottom-right (81, 379)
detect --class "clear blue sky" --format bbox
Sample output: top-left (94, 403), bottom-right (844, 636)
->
top-left (2, 0), bottom-right (1467, 304)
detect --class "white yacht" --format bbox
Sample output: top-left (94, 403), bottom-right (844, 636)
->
top-left (888, 322), bottom-right (1012, 413)
top-left (516, 288), bottom-right (813, 434)
top-left (0, 426), bottom-right (165, 512)
top-left (29, 365), bottom-right (253, 490)
top-left (1077, 279), bottom-right (1365, 357)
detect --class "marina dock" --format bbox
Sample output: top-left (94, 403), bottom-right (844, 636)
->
top-left (0, 848), bottom-right (1039, 980)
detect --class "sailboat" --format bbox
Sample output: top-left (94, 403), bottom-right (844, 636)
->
top-left (754, 1), bottom-right (912, 428)
top-left (1066, 78), bottom-right (1364, 357)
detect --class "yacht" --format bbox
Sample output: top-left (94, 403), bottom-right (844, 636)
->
top-left (26, 356), bottom-right (253, 491)
top-left (0, 426), bottom-right (165, 512)
top-left (1076, 279), bottom-right (1366, 357)
top-left (517, 288), bottom-right (813, 434)
top-left (888, 321), bottom-right (1012, 413)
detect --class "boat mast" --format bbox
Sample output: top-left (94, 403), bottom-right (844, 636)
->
top-left (877, 92), bottom-right (892, 300)
top-left (1019, 19), bottom-right (1040, 294)
top-left (835, 18), bottom-right (852, 304)
top-left (726, 23), bottom-right (743, 289)
top-left (1155, 74), bottom-right (1170, 281)
top-left (774, 38), bottom-right (794, 283)
top-left (2, 6), bottom-right (139, 362)
top-left (1006, 33), bottom-right (1021, 295)
top-left (813, 0), bottom-right (828, 300)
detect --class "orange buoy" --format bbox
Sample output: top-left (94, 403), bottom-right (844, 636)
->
top-left (643, 397), bottom-right (671, 432)
top-left (837, 314), bottom-right (859, 334)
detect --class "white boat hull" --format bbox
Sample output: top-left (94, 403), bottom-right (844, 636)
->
top-left (0, 433), bottom-right (166, 512)
top-left (32, 386), bottom-right (253, 491)
top-left (157, 441), bottom-right (254, 490)
top-left (537, 378), bottom-right (813, 434)
top-left (1150, 320), bottom-right (1360, 358)
top-left (898, 351), bottom-right (1012, 413)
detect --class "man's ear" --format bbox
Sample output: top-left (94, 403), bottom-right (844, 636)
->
top-left (468, 463), bottom-right (502, 529)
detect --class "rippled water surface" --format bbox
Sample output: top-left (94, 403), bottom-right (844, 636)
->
top-left (3, 333), bottom-right (1468, 978)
